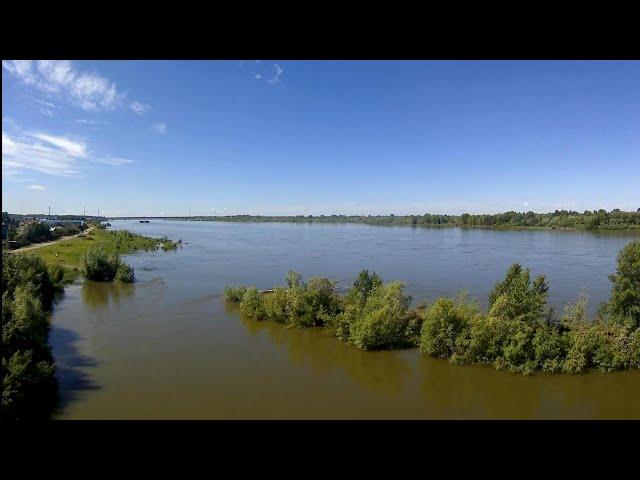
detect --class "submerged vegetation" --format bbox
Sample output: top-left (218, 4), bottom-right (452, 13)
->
top-left (190, 209), bottom-right (640, 231)
top-left (225, 241), bottom-right (640, 375)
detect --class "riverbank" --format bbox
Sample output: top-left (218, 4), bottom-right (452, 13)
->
top-left (7, 226), bottom-right (96, 253)
top-left (22, 227), bottom-right (179, 284)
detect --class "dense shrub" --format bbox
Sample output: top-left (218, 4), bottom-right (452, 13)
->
top-left (240, 287), bottom-right (265, 319)
top-left (348, 282), bottom-right (414, 350)
top-left (15, 221), bottom-right (52, 245)
top-left (2, 253), bottom-right (57, 422)
top-left (419, 295), bottom-right (478, 359)
top-left (226, 241), bottom-right (639, 373)
top-left (80, 246), bottom-right (118, 281)
top-left (114, 263), bottom-right (135, 283)
top-left (488, 263), bottom-right (549, 323)
top-left (49, 264), bottom-right (66, 286)
top-left (608, 241), bottom-right (640, 329)
top-left (262, 287), bottom-right (289, 322)
top-left (80, 246), bottom-right (134, 282)
top-left (224, 286), bottom-right (248, 303)
top-left (2, 254), bottom-right (55, 311)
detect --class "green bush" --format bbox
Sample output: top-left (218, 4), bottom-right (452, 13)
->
top-left (349, 282), bottom-right (414, 350)
top-left (2, 253), bottom-right (55, 311)
top-left (532, 323), bottom-right (567, 373)
top-left (2, 253), bottom-right (57, 422)
top-left (608, 241), bottom-right (640, 329)
top-left (225, 245), bottom-right (640, 374)
top-left (224, 286), bottom-right (248, 303)
top-left (240, 287), bottom-right (265, 319)
top-left (15, 221), bottom-right (52, 245)
top-left (80, 246), bottom-right (119, 281)
top-left (114, 263), bottom-right (135, 283)
top-left (262, 287), bottom-right (289, 322)
top-left (488, 263), bottom-right (548, 323)
top-left (49, 264), bottom-right (65, 286)
top-left (419, 294), bottom-right (479, 359)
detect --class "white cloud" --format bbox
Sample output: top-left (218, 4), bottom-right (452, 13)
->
top-left (268, 64), bottom-right (284, 85)
top-left (75, 119), bottom-right (109, 126)
top-left (92, 157), bottom-right (134, 166)
top-left (2, 60), bottom-right (147, 113)
top-left (2, 131), bottom-right (83, 177)
top-left (152, 122), bottom-right (167, 134)
top-left (27, 184), bottom-right (46, 191)
top-left (30, 133), bottom-right (87, 157)
top-left (3, 129), bottom-right (133, 177)
top-left (254, 73), bottom-right (262, 80)
top-left (130, 101), bottom-right (150, 115)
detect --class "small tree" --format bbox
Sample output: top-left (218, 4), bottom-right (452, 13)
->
top-left (608, 241), bottom-right (640, 328)
top-left (488, 263), bottom-right (549, 324)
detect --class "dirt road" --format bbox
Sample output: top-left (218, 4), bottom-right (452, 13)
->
top-left (7, 227), bottom-right (94, 254)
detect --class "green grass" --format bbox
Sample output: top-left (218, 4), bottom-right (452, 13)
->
top-left (26, 228), bottom-right (177, 283)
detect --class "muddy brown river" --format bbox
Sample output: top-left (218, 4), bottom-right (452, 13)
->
top-left (50, 221), bottom-right (640, 419)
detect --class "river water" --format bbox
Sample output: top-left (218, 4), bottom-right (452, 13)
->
top-left (50, 221), bottom-right (640, 419)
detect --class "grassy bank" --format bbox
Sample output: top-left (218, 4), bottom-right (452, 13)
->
top-left (225, 241), bottom-right (640, 375)
top-left (25, 227), bottom-right (178, 284)
top-left (2, 227), bottom-right (179, 421)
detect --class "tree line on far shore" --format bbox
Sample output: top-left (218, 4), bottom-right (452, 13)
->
top-left (187, 208), bottom-right (640, 230)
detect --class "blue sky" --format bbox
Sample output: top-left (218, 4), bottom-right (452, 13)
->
top-left (2, 60), bottom-right (639, 217)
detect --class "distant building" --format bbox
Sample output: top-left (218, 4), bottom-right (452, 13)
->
top-left (38, 218), bottom-right (85, 227)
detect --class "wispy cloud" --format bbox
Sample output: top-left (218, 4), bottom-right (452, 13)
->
top-left (27, 184), bottom-right (46, 191)
top-left (267, 64), bottom-right (284, 85)
top-left (2, 60), bottom-right (149, 113)
top-left (253, 73), bottom-right (262, 80)
top-left (30, 132), bottom-right (87, 157)
top-left (2, 131), bottom-right (84, 177)
top-left (152, 122), bottom-right (167, 135)
top-left (3, 129), bottom-right (134, 177)
top-left (75, 119), bottom-right (110, 126)
top-left (91, 157), bottom-right (134, 166)
top-left (31, 97), bottom-right (58, 117)
top-left (130, 100), bottom-right (150, 115)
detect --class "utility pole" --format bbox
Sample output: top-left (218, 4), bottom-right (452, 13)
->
top-left (48, 205), bottom-right (51, 217)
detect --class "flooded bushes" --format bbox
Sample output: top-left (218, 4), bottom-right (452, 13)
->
top-left (346, 281), bottom-right (415, 350)
top-left (2, 254), bottom-right (57, 421)
top-left (224, 241), bottom-right (640, 375)
top-left (107, 230), bottom-right (178, 252)
top-left (80, 246), bottom-right (134, 283)
top-left (224, 285), bottom-right (248, 303)
top-left (227, 269), bottom-right (419, 350)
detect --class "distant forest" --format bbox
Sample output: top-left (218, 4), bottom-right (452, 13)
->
top-left (187, 209), bottom-right (640, 230)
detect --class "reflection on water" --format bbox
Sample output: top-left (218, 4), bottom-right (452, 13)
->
top-left (237, 312), bottom-right (413, 396)
top-left (82, 281), bottom-right (135, 309)
top-left (49, 325), bottom-right (101, 413)
top-left (49, 221), bottom-right (640, 419)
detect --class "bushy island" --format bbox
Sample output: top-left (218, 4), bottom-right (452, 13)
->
top-left (2, 227), bottom-right (179, 421)
top-left (225, 241), bottom-right (640, 375)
